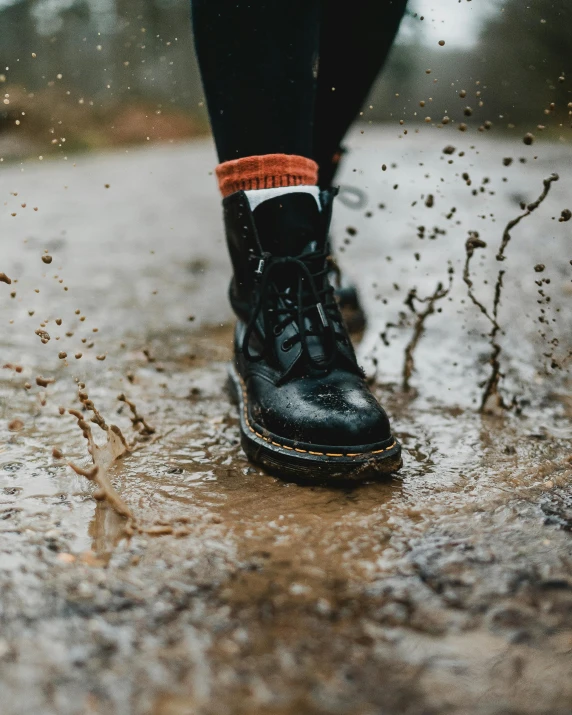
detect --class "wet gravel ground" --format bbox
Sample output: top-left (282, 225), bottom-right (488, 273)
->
top-left (1, 127), bottom-right (572, 714)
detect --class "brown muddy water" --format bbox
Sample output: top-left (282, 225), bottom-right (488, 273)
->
top-left (1, 128), bottom-right (572, 714)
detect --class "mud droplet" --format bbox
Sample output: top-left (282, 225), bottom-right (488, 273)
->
top-left (558, 209), bottom-right (571, 222)
top-left (534, 264), bottom-right (546, 273)
top-left (35, 329), bottom-right (50, 343)
top-left (443, 145), bottom-right (456, 155)
top-left (52, 447), bottom-right (63, 459)
top-left (425, 194), bottom-right (435, 208)
top-left (8, 419), bottom-right (24, 432)
top-left (36, 375), bottom-right (55, 387)
top-left (438, 40), bottom-right (445, 46)
top-left (42, 255), bottom-right (53, 265)
top-left (58, 351), bottom-right (67, 359)
top-left (523, 133), bottom-right (535, 145)
top-left (0, 272), bottom-right (12, 285)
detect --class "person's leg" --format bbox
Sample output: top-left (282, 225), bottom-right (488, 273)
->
top-left (315, 0), bottom-right (409, 188)
top-left (192, 0), bottom-right (319, 164)
top-left (190, 1), bottom-right (402, 477)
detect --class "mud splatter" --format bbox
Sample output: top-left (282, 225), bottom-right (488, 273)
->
top-left (35, 329), bottom-right (50, 344)
top-left (463, 174), bottom-right (559, 412)
top-left (496, 173), bottom-right (558, 261)
top-left (118, 393), bottom-right (155, 437)
top-left (67, 388), bottom-right (184, 537)
top-left (68, 409), bottom-right (136, 534)
top-left (68, 396), bottom-right (134, 527)
top-left (402, 267), bottom-right (453, 391)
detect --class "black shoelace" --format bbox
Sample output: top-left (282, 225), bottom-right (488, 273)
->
top-left (242, 249), bottom-right (346, 376)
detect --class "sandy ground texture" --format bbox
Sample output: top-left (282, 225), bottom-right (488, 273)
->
top-left (1, 127), bottom-right (572, 715)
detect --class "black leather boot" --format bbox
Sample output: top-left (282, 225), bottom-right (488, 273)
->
top-left (224, 190), bottom-right (401, 479)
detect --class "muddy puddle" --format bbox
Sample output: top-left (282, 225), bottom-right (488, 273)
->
top-left (1, 129), bottom-right (572, 714)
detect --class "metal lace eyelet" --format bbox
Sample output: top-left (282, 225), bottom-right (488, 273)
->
top-left (273, 325), bottom-right (283, 337)
top-left (281, 339), bottom-right (292, 352)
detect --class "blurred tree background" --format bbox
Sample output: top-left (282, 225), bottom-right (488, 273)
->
top-left (0, 0), bottom-right (570, 161)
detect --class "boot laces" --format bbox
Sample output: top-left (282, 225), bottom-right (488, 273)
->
top-left (242, 248), bottom-right (346, 374)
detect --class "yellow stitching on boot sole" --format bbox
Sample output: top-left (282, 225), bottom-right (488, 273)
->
top-left (236, 372), bottom-right (396, 459)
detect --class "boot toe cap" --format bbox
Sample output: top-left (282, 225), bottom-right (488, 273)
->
top-left (249, 370), bottom-right (392, 449)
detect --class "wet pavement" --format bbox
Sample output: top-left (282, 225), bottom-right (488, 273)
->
top-left (1, 127), bottom-right (572, 714)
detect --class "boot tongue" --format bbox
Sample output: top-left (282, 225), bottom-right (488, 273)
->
top-left (251, 192), bottom-right (323, 257)
top-left (252, 192), bottom-right (335, 370)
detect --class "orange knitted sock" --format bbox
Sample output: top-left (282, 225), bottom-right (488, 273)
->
top-left (216, 153), bottom-right (318, 198)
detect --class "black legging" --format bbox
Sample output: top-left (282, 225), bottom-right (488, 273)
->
top-left (191, 0), bottom-right (408, 186)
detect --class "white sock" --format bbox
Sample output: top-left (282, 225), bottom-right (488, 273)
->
top-left (244, 185), bottom-right (321, 212)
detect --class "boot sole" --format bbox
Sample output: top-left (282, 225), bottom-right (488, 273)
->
top-left (227, 364), bottom-right (402, 481)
